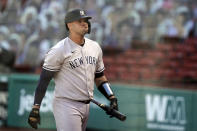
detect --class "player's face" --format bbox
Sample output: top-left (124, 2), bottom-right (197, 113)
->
top-left (69, 18), bottom-right (89, 35)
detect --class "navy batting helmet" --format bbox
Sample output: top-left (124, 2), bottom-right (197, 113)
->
top-left (65, 9), bottom-right (92, 33)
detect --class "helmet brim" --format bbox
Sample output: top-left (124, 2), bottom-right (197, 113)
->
top-left (65, 16), bottom-right (92, 23)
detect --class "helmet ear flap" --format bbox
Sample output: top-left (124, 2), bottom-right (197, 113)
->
top-left (66, 24), bottom-right (69, 31)
top-left (87, 21), bottom-right (91, 34)
top-left (65, 23), bottom-right (69, 31)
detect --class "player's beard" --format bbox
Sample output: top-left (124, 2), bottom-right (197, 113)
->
top-left (70, 25), bottom-right (88, 37)
top-left (81, 26), bottom-right (88, 35)
top-left (79, 27), bottom-right (88, 36)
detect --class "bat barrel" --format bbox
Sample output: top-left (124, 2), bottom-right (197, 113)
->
top-left (111, 109), bottom-right (127, 121)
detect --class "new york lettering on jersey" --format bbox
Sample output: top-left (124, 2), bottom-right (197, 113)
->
top-left (69, 56), bottom-right (97, 69)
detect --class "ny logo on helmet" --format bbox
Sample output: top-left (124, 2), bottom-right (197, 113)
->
top-left (80, 10), bottom-right (85, 16)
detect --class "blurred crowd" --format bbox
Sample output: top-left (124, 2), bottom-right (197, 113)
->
top-left (0, 0), bottom-right (197, 72)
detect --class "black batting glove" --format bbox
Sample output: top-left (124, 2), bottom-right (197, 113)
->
top-left (28, 108), bottom-right (40, 129)
top-left (109, 97), bottom-right (118, 111)
top-left (106, 97), bottom-right (118, 118)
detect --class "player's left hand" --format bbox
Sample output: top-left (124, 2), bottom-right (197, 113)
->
top-left (28, 108), bottom-right (40, 129)
top-left (106, 97), bottom-right (118, 118)
top-left (109, 97), bottom-right (118, 111)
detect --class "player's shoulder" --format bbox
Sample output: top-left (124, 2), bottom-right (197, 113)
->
top-left (85, 37), bottom-right (101, 49)
top-left (48, 37), bottom-right (71, 54)
top-left (52, 37), bottom-right (71, 50)
top-left (52, 38), bottom-right (67, 49)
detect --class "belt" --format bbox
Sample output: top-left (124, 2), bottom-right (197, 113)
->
top-left (77, 99), bottom-right (91, 104)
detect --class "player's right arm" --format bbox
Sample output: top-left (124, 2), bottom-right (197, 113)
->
top-left (28, 42), bottom-right (64, 129)
top-left (33, 68), bottom-right (56, 107)
top-left (28, 68), bottom-right (56, 129)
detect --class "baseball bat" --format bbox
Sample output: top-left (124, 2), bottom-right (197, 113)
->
top-left (91, 99), bottom-right (126, 121)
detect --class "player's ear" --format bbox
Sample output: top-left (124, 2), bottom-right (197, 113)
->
top-left (67, 23), bottom-right (72, 31)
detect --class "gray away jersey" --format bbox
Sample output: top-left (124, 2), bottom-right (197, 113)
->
top-left (43, 37), bottom-right (105, 100)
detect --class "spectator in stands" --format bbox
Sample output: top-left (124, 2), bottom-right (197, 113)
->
top-left (0, 26), bottom-right (9, 42)
top-left (192, 3), bottom-right (197, 19)
top-left (101, 1), bottom-right (134, 48)
top-left (114, 10), bottom-right (141, 49)
top-left (187, 18), bottom-right (197, 38)
top-left (0, 27), bottom-right (16, 73)
top-left (1, 0), bottom-right (197, 73)
top-left (14, 25), bottom-right (28, 65)
top-left (29, 0), bottom-right (43, 13)
top-left (187, 2), bottom-right (197, 38)
top-left (8, 33), bottom-right (22, 58)
top-left (150, 0), bottom-right (163, 14)
top-left (67, 0), bottom-right (82, 10)
top-left (0, 46), bottom-right (15, 73)
top-left (23, 36), bottom-right (41, 67)
top-left (116, 23), bottom-right (133, 49)
top-left (156, 16), bottom-right (183, 38)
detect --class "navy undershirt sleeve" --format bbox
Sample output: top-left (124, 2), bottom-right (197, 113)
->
top-left (33, 68), bottom-right (56, 105)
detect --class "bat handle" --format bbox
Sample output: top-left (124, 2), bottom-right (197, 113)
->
top-left (91, 99), bottom-right (127, 121)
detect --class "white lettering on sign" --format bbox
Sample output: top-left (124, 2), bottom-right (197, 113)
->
top-left (18, 89), bottom-right (54, 116)
top-left (145, 94), bottom-right (186, 131)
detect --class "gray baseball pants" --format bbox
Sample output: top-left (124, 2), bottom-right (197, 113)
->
top-left (52, 97), bottom-right (90, 131)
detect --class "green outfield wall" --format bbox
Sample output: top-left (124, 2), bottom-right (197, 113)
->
top-left (6, 74), bottom-right (197, 131)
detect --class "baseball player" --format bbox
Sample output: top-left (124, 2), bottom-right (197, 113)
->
top-left (28, 9), bottom-right (118, 131)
